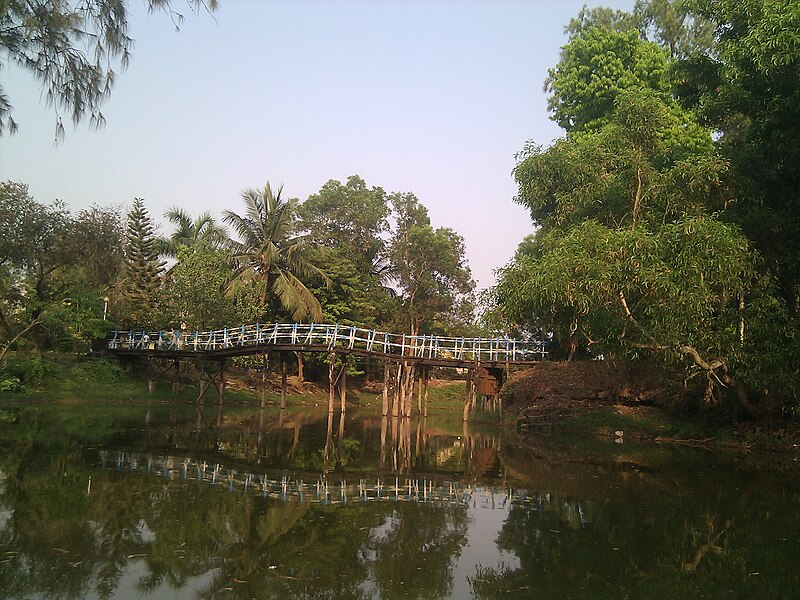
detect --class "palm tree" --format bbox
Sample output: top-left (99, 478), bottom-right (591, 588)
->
top-left (160, 207), bottom-right (228, 257)
top-left (223, 182), bottom-right (329, 322)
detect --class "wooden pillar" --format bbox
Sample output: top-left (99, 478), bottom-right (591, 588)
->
top-left (328, 350), bottom-right (335, 413)
top-left (392, 363), bottom-right (401, 418)
top-left (280, 356), bottom-right (288, 410)
top-left (148, 358), bottom-right (156, 396)
top-left (261, 353), bottom-right (268, 409)
top-left (198, 361), bottom-right (206, 406)
top-left (382, 362), bottom-right (390, 417)
top-left (172, 359), bottom-right (180, 396)
top-left (463, 369), bottom-right (472, 421)
top-left (380, 414), bottom-right (388, 468)
top-left (217, 360), bottom-right (225, 406)
top-left (423, 367), bottom-right (430, 418)
top-left (398, 362), bottom-right (407, 417)
top-left (417, 368), bottom-right (423, 415)
top-left (340, 355), bottom-right (348, 412)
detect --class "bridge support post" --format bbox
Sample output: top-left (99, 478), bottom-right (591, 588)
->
top-left (217, 360), bottom-right (225, 406)
top-left (423, 366), bottom-right (430, 418)
top-left (463, 369), bottom-right (473, 422)
top-left (382, 362), bottom-right (390, 417)
top-left (392, 362), bottom-right (401, 418)
top-left (340, 355), bottom-right (348, 412)
top-left (328, 351), bottom-right (335, 414)
top-left (198, 360), bottom-right (206, 406)
top-left (148, 358), bottom-right (156, 396)
top-left (261, 353), bottom-right (269, 409)
top-left (172, 359), bottom-right (180, 396)
top-left (280, 354), bottom-right (288, 410)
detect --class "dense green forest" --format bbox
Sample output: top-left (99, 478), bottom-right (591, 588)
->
top-left (2, 0), bottom-right (799, 418)
top-left (484, 0), bottom-right (800, 416)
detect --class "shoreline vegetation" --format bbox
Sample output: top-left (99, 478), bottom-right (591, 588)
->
top-left (2, 353), bottom-right (799, 455)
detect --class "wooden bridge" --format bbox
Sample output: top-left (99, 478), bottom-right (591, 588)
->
top-left (107, 323), bottom-right (545, 420)
top-left (108, 323), bottom-right (544, 366)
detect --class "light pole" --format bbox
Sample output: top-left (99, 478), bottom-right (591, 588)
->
top-left (103, 297), bottom-right (109, 321)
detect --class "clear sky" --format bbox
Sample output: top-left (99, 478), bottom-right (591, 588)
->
top-left (0, 0), bottom-right (634, 290)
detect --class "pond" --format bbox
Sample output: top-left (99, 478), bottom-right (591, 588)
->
top-left (1, 402), bottom-right (798, 599)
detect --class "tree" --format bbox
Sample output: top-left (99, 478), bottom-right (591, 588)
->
top-left (635, 0), bottom-right (714, 59)
top-left (0, 0), bottom-right (218, 138)
top-left (223, 182), bottom-right (329, 322)
top-left (0, 182), bottom-right (122, 355)
top-left (299, 175), bottom-right (396, 329)
top-left (388, 192), bottom-right (475, 337)
top-left (545, 25), bottom-right (669, 132)
top-left (160, 246), bottom-right (235, 330)
top-left (122, 198), bottom-right (165, 327)
top-left (299, 175), bottom-right (389, 262)
top-left (159, 207), bottom-right (228, 258)
top-left (496, 41), bottom-right (795, 407)
top-left (673, 0), bottom-right (800, 316)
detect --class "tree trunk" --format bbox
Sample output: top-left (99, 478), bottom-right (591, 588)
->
top-left (295, 351), bottom-right (304, 382)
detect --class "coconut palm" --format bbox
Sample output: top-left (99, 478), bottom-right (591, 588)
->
top-left (223, 182), bottom-right (329, 322)
top-left (160, 207), bottom-right (228, 257)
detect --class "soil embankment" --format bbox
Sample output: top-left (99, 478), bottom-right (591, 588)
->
top-left (500, 361), bottom-right (717, 444)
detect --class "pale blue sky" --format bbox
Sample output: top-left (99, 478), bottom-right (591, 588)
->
top-left (0, 0), bottom-right (634, 290)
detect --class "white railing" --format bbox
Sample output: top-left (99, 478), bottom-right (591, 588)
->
top-left (107, 323), bottom-right (545, 363)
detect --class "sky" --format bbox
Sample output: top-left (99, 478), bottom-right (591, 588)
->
top-left (0, 0), bottom-right (635, 291)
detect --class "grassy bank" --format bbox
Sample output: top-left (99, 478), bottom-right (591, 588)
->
top-left (0, 352), bottom-right (476, 412)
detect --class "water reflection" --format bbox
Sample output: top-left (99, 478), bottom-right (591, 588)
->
top-left (1, 403), bottom-right (799, 599)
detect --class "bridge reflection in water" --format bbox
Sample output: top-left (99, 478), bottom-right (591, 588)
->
top-left (100, 449), bottom-right (569, 518)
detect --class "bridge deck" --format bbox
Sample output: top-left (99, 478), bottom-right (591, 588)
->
top-left (108, 323), bottom-right (545, 367)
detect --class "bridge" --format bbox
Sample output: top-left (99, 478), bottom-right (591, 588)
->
top-left (108, 323), bottom-right (545, 419)
top-left (108, 322), bottom-right (544, 366)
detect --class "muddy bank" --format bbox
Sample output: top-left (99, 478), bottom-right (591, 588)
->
top-left (500, 361), bottom-right (800, 451)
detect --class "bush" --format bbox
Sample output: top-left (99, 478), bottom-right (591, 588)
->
top-left (71, 359), bottom-right (125, 384)
top-left (0, 375), bottom-right (23, 393)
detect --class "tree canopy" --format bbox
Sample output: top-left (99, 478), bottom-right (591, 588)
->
top-left (490, 0), bottom-right (800, 410)
top-left (0, 0), bottom-right (217, 138)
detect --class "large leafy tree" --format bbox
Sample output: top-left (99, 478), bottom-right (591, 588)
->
top-left (388, 192), bottom-right (475, 337)
top-left (223, 182), bottom-right (329, 322)
top-left (299, 175), bottom-right (395, 328)
top-left (493, 6), bottom-right (800, 408)
top-left (160, 246), bottom-right (236, 330)
top-left (673, 0), bottom-right (800, 317)
top-left (0, 182), bottom-right (122, 356)
top-left (0, 0), bottom-right (218, 138)
top-left (545, 25), bottom-right (669, 132)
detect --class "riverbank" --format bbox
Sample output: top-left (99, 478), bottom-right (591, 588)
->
top-left (501, 361), bottom-right (800, 452)
top-left (0, 352), bottom-right (473, 412)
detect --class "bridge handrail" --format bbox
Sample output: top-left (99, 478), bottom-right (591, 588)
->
top-left (108, 323), bottom-right (546, 362)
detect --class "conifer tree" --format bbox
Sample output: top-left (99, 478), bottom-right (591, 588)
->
top-left (123, 198), bottom-right (165, 326)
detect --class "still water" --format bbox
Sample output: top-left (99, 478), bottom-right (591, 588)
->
top-left (1, 402), bottom-right (798, 599)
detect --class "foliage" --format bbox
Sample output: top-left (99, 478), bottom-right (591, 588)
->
top-left (388, 192), bottom-right (475, 336)
top-left (159, 245), bottom-right (237, 329)
top-left (224, 182), bottom-right (329, 322)
top-left (121, 198), bottom-right (164, 327)
top-left (159, 206), bottom-right (228, 257)
top-left (674, 0), bottom-right (800, 317)
top-left (0, 0), bottom-right (217, 138)
top-left (545, 25), bottom-right (669, 132)
top-left (0, 182), bottom-right (121, 356)
top-left (492, 2), bottom-right (800, 408)
top-left (299, 176), bottom-right (396, 329)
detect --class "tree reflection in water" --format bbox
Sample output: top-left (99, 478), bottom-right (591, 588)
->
top-left (1, 404), bottom-right (799, 599)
